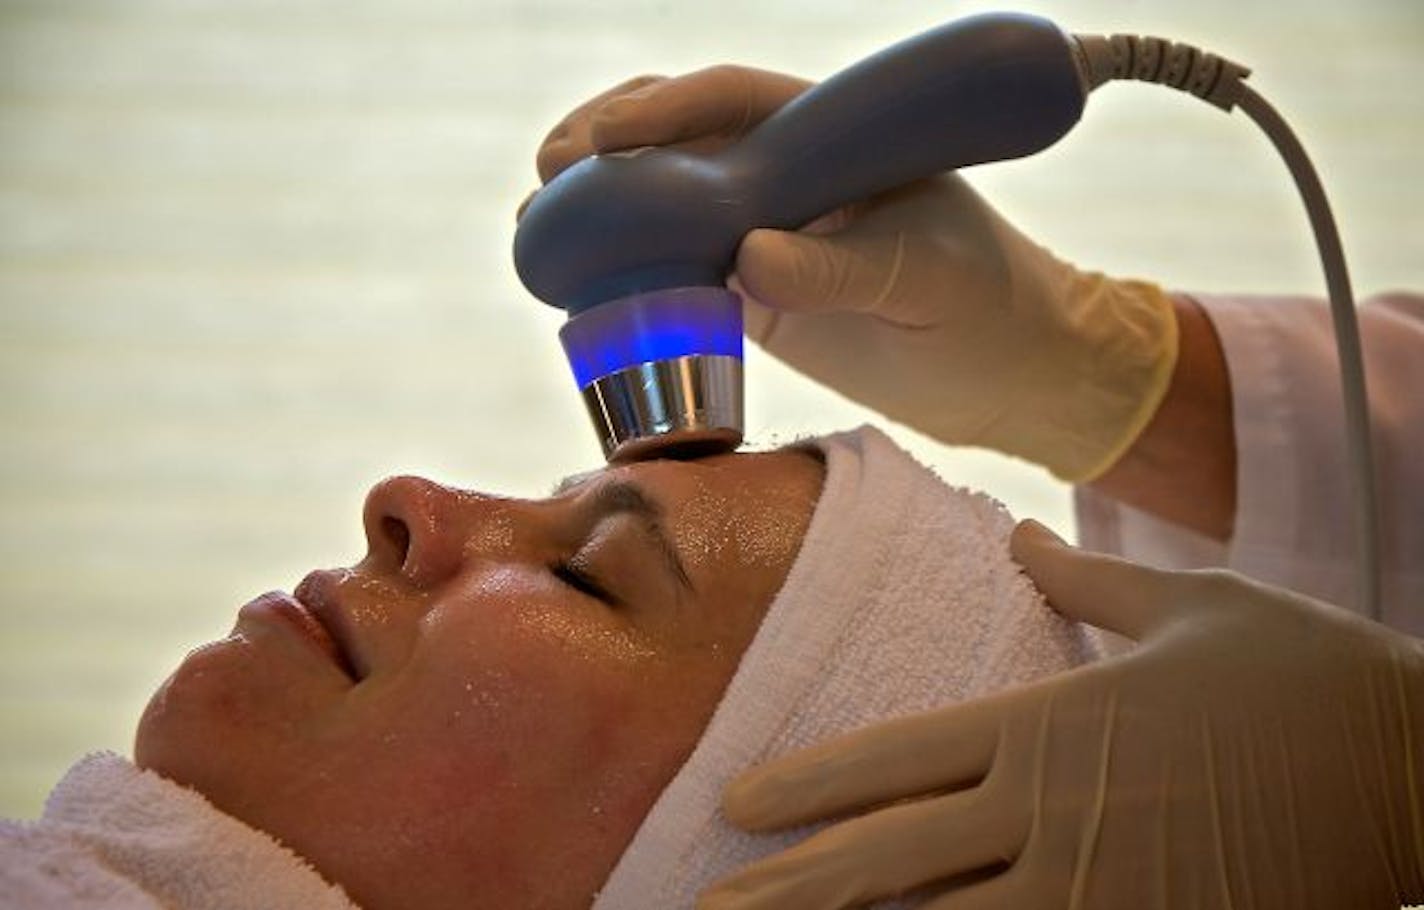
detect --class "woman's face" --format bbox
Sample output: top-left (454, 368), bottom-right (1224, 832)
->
top-left (135, 449), bottom-right (823, 910)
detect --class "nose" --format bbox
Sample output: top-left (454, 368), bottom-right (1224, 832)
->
top-left (362, 475), bottom-right (490, 587)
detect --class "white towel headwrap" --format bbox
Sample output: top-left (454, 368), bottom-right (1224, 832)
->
top-left (594, 425), bottom-right (1099, 908)
top-left (0, 751), bottom-right (357, 910)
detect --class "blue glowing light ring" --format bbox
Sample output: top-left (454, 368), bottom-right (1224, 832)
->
top-left (559, 288), bottom-right (743, 388)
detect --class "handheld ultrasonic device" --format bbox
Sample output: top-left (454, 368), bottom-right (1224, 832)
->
top-left (513, 12), bottom-right (1381, 619)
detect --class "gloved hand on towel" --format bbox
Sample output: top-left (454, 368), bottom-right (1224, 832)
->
top-left (700, 521), bottom-right (1424, 910)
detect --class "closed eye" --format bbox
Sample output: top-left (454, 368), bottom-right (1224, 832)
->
top-left (552, 562), bottom-right (619, 607)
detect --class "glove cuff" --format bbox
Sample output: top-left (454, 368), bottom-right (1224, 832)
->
top-left (1002, 272), bottom-right (1179, 483)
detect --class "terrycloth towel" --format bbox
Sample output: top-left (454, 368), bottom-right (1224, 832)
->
top-left (0, 751), bottom-right (357, 910)
top-left (594, 425), bottom-right (1100, 909)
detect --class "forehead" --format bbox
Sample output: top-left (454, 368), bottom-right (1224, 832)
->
top-left (554, 448), bottom-right (823, 502)
top-left (599, 450), bottom-right (824, 574)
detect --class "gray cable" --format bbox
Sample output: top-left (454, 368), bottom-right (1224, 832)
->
top-left (1233, 85), bottom-right (1381, 619)
top-left (1074, 33), bottom-right (1382, 620)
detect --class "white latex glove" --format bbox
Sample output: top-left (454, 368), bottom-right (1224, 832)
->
top-left (531, 67), bottom-right (1178, 482)
top-left (698, 521), bottom-right (1424, 910)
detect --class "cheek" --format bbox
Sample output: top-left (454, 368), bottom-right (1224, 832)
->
top-left (326, 587), bottom-right (632, 780)
top-left (295, 605), bottom-right (698, 897)
top-left (399, 589), bottom-right (722, 811)
top-left (384, 599), bottom-right (662, 779)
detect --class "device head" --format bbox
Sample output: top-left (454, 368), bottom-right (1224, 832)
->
top-left (517, 149), bottom-right (752, 462)
top-left (559, 286), bottom-right (744, 461)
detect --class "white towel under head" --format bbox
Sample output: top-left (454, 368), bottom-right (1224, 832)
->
top-left (0, 751), bottom-right (357, 910)
top-left (594, 425), bottom-right (1098, 908)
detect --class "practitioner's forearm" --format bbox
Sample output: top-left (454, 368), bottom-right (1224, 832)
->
top-left (1089, 294), bottom-right (1237, 540)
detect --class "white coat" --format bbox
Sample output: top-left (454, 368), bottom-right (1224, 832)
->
top-left (1076, 292), bottom-right (1423, 636)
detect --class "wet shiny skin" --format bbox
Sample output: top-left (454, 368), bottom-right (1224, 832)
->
top-left (134, 450), bottom-right (823, 910)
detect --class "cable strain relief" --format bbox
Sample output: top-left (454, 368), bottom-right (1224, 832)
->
top-left (1070, 33), bottom-right (1117, 92)
top-left (1072, 32), bottom-right (1252, 111)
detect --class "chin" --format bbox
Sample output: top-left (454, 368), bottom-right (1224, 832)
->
top-left (135, 657), bottom-right (218, 778)
top-left (133, 633), bottom-right (266, 790)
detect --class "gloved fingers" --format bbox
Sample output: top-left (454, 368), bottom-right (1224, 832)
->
top-left (591, 65), bottom-right (811, 155)
top-left (535, 73), bottom-right (666, 182)
top-left (735, 228), bottom-right (852, 315)
top-left (735, 226), bottom-right (941, 328)
top-left (700, 787), bottom-right (1026, 910)
top-left (722, 693), bottom-right (1007, 831)
top-left (1009, 519), bottom-right (1182, 641)
top-left (735, 178), bottom-right (983, 328)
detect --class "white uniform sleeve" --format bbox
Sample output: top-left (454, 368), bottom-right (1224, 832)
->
top-left (1074, 292), bottom-right (1424, 636)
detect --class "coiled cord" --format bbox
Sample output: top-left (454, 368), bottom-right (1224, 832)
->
top-left (1073, 32), bottom-right (1382, 621)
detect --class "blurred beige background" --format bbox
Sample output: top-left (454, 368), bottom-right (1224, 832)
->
top-left (1, 0), bottom-right (1420, 816)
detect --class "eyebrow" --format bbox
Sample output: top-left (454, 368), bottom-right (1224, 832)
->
top-left (580, 480), bottom-right (694, 594)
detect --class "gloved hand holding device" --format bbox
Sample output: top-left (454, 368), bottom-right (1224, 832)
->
top-left (698, 521), bottom-right (1424, 909)
top-left (528, 43), bottom-right (1417, 910)
top-left (532, 66), bottom-right (1178, 483)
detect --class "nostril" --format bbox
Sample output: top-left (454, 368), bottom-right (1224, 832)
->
top-left (362, 475), bottom-right (470, 587)
top-left (382, 516), bottom-right (411, 570)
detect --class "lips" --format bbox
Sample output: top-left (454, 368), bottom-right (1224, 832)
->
top-left (294, 570), bottom-right (365, 681)
top-left (237, 589), bottom-right (357, 682)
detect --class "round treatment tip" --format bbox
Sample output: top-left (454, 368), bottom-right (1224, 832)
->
top-left (559, 288), bottom-right (745, 462)
top-left (580, 355), bottom-right (743, 462)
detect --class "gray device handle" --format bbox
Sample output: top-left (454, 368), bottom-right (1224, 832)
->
top-left (515, 12), bottom-right (1087, 313)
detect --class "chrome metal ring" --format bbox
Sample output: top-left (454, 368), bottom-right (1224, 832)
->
top-left (580, 355), bottom-right (743, 461)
